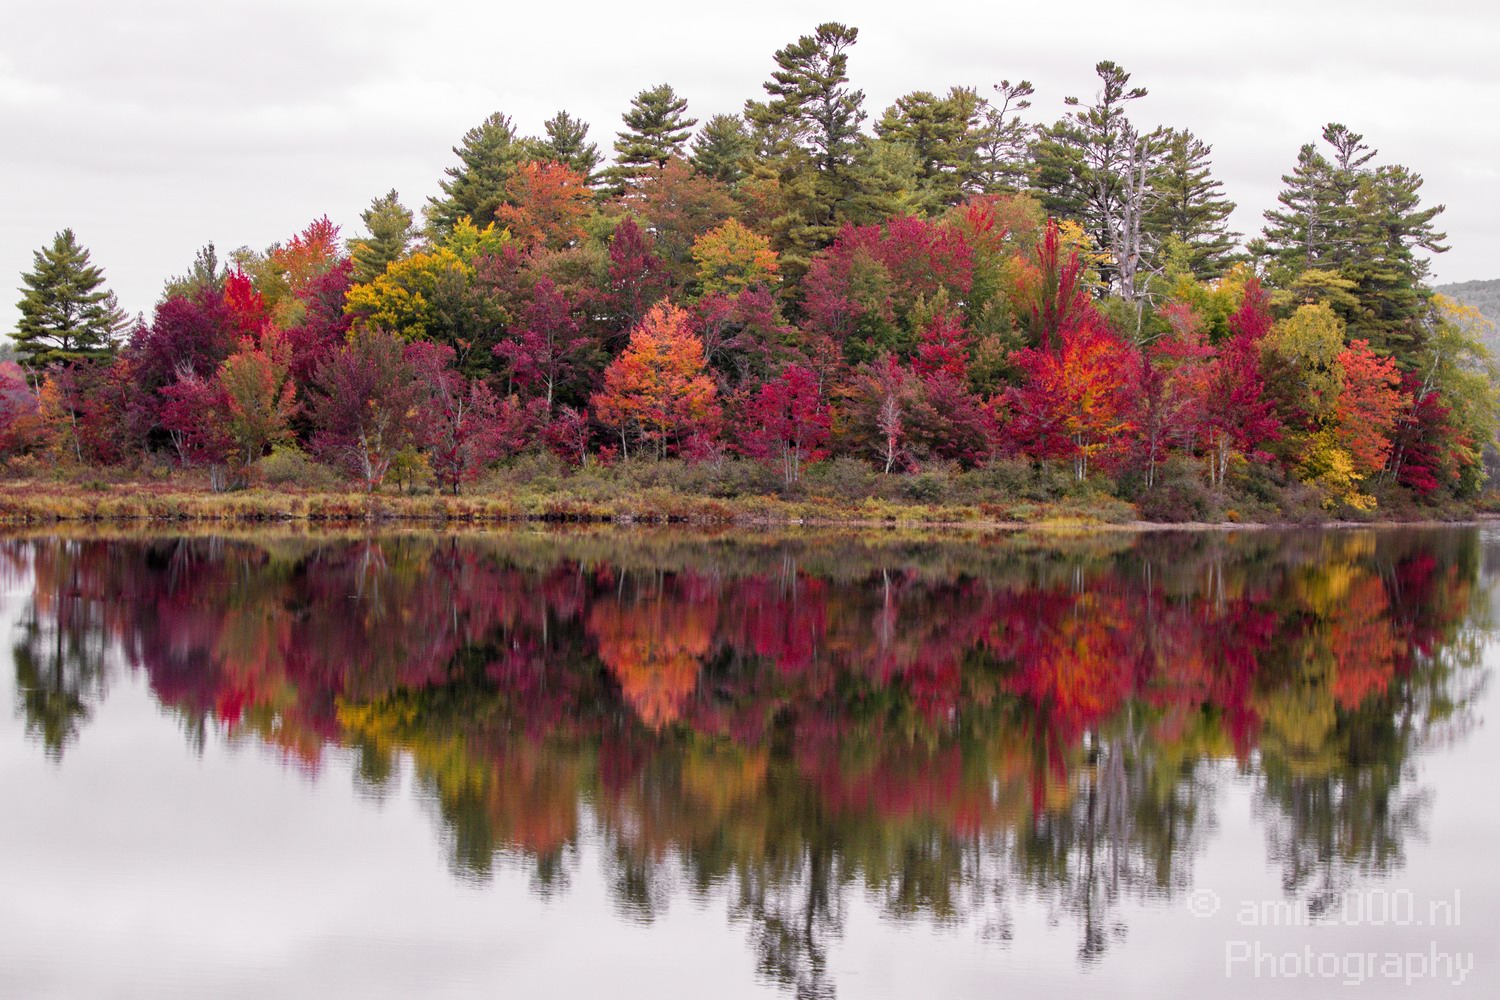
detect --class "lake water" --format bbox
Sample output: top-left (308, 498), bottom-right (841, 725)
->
top-left (1, 526), bottom-right (1496, 999)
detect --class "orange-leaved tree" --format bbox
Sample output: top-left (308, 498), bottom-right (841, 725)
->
top-left (592, 302), bottom-right (720, 458)
top-left (1004, 318), bottom-right (1137, 481)
top-left (219, 328), bottom-right (298, 469)
top-left (1335, 338), bottom-right (1404, 477)
top-left (493, 161), bottom-right (593, 251)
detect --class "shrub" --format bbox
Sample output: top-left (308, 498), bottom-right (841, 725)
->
top-left (1137, 481), bottom-right (1212, 523)
top-left (255, 446), bottom-right (343, 491)
top-left (972, 458), bottom-right (1070, 502)
top-left (1135, 457), bottom-right (1219, 523)
top-left (489, 451), bottom-right (569, 490)
top-left (902, 471), bottom-right (950, 503)
top-left (1, 454), bottom-right (45, 481)
top-left (388, 447), bottom-right (433, 495)
top-left (804, 458), bottom-right (876, 500)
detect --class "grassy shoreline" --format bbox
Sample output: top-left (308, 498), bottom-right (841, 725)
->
top-left (0, 481), bottom-right (1487, 531)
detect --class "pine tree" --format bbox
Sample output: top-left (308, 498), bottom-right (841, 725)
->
top-left (1343, 163), bottom-right (1447, 361)
top-left (161, 243), bottom-right (224, 301)
top-left (348, 190), bottom-right (416, 284)
top-left (425, 112), bottom-right (525, 235)
top-left (843, 138), bottom-right (929, 222)
top-left (608, 84), bottom-right (696, 192)
top-left (973, 79), bottom-right (1034, 194)
top-left (1029, 61), bottom-right (1159, 299)
top-left (1254, 124), bottom-right (1445, 363)
top-left (746, 22), bottom-right (865, 176)
top-left (536, 110), bottom-right (602, 182)
top-left (1254, 143), bottom-right (1329, 276)
top-left (742, 23), bottom-right (868, 263)
top-left (1028, 121), bottom-right (1091, 221)
top-left (873, 87), bottom-right (983, 206)
top-left (1319, 123), bottom-right (1378, 268)
top-left (1254, 123), bottom-right (1375, 277)
top-left (13, 229), bottom-right (126, 367)
top-left (691, 114), bottom-right (753, 185)
top-left (1146, 129), bottom-right (1239, 280)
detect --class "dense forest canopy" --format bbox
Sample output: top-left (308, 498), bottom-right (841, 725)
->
top-left (5, 23), bottom-right (1495, 516)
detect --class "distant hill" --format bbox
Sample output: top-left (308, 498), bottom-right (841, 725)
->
top-left (1437, 279), bottom-right (1500, 324)
top-left (1437, 278), bottom-right (1500, 355)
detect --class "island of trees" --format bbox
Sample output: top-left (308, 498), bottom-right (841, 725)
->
top-left (4, 23), bottom-right (1494, 523)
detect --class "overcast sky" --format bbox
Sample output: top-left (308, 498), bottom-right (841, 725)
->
top-left (3, 0), bottom-right (1495, 331)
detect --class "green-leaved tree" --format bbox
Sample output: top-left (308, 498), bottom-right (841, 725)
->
top-left (425, 112), bottom-right (527, 235)
top-left (608, 84), bottom-right (696, 193)
top-left (349, 190), bottom-right (416, 283)
top-left (14, 229), bottom-right (127, 368)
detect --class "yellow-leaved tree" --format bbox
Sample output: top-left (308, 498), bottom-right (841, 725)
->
top-left (691, 218), bottom-right (778, 297)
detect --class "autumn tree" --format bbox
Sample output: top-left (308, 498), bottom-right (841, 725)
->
top-left (603, 217), bottom-right (670, 337)
top-left (737, 364), bottom-right (830, 484)
top-left (543, 405), bottom-right (592, 466)
top-left (35, 361), bottom-right (141, 466)
top-left (493, 278), bottom-right (593, 408)
top-left (692, 285), bottom-right (789, 389)
top-left (592, 303), bottom-right (721, 458)
top-left (1019, 220), bottom-right (1095, 351)
top-left (634, 157), bottom-right (737, 281)
top-left (1128, 306), bottom-right (1212, 488)
top-left (1335, 339), bottom-right (1403, 476)
top-left (307, 329), bottom-right (424, 490)
top-left (1262, 302), bottom-right (1348, 436)
top-left (494, 161), bottom-right (593, 250)
top-left (1198, 281), bottom-right (1281, 487)
top-left (1005, 317), bottom-right (1137, 480)
top-left (839, 353), bottom-right (918, 473)
top-left (802, 215), bottom-right (974, 363)
top-left (282, 259), bottom-right (353, 389)
top-left (409, 343), bottom-right (530, 494)
top-left (234, 217), bottom-right (346, 330)
top-left (159, 370), bottom-right (234, 490)
top-left (0, 361), bottom-right (43, 457)
top-left (903, 312), bottom-right (998, 466)
top-left (218, 329), bottom-right (298, 469)
top-left (1386, 297), bottom-right (1499, 497)
top-left (343, 240), bottom-right (506, 373)
top-left (691, 219), bottom-right (779, 297)
top-left (128, 285), bottom-right (241, 395)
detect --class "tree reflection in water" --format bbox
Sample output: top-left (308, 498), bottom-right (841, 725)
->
top-left (3, 527), bottom-right (1488, 996)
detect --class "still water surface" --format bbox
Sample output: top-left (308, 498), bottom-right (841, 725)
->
top-left (1, 527), bottom-right (1496, 998)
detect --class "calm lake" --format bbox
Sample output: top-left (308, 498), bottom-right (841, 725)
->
top-left (2, 526), bottom-right (1496, 998)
